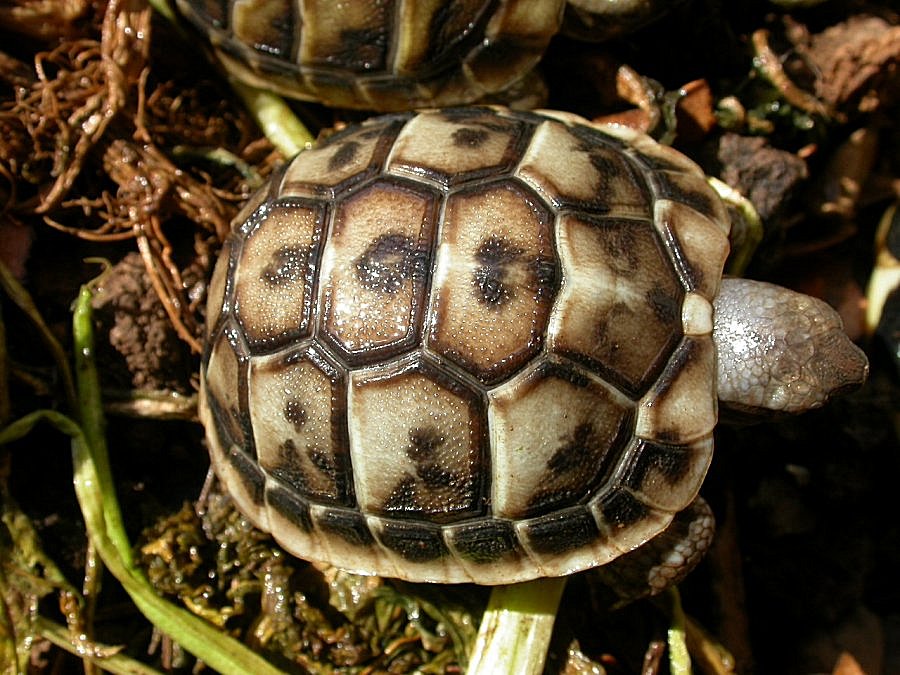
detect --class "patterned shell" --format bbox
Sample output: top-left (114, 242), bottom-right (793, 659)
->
top-left (200, 107), bottom-right (732, 584)
top-left (176, 0), bottom-right (564, 110)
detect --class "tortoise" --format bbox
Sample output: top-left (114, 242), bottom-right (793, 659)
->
top-left (174, 0), bottom-right (681, 112)
top-left (199, 106), bottom-right (868, 588)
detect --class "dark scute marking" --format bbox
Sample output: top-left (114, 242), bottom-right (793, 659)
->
top-left (261, 245), bottom-right (308, 286)
top-left (529, 256), bottom-right (560, 299)
top-left (524, 509), bottom-right (601, 555)
top-left (225, 445), bottom-right (265, 506)
top-left (654, 429), bottom-right (686, 444)
top-left (661, 226), bottom-right (703, 292)
top-left (378, 521), bottom-right (448, 563)
top-left (355, 232), bottom-right (427, 294)
top-left (327, 141), bottom-right (360, 172)
top-left (659, 177), bottom-right (718, 221)
top-left (283, 399), bottom-right (307, 432)
top-left (210, 396), bottom-right (245, 449)
top-left (267, 485), bottom-right (314, 533)
top-left (527, 487), bottom-right (581, 514)
top-left (427, 4), bottom-right (480, 62)
top-left (570, 121), bottom-right (627, 152)
top-left (632, 150), bottom-right (684, 172)
top-left (626, 440), bottom-right (692, 488)
top-left (271, 440), bottom-right (348, 506)
top-left (452, 127), bottom-right (490, 148)
top-left (585, 152), bottom-right (628, 211)
top-left (270, 439), bottom-right (311, 493)
top-left (536, 360), bottom-right (591, 387)
top-left (594, 222), bottom-right (640, 273)
top-left (332, 26), bottom-right (388, 72)
top-left (418, 464), bottom-right (461, 490)
top-left (383, 475), bottom-right (418, 514)
top-left (316, 509), bottom-right (374, 547)
top-left (437, 107), bottom-right (498, 123)
top-left (406, 427), bottom-right (445, 461)
top-left (359, 126), bottom-right (388, 140)
top-left (307, 445), bottom-right (336, 478)
top-left (475, 234), bottom-right (524, 265)
top-left (451, 520), bottom-right (519, 564)
top-left (601, 490), bottom-right (649, 529)
top-left (547, 423), bottom-right (603, 474)
top-left (646, 287), bottom-right (681, 325)
top-left (472, 235), bottom-right (524, 307)
top-left (472, 267), bottom-right (509, 306)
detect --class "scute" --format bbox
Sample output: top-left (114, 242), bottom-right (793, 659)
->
top-left (516, 119), bottom-right (650, 215)
top-left (386, 108), bottom-right (527, 187)
top-left (298, 0), bottom-right (390, 72)
top-left (488, 359), bottom-right (633, 519)
top-left (347, 357), bottom-right (487, 523)
top-left (655, 200), bottom-right (730, 298)
top-left (319, 179), bottom-right (438, 363)
top-left (231, 0), bottom-right (295, 59)
top-left (427, 181), bottom-right (558, 384)
top-left (201, 107), bottom-right (729, 584)
top-left (548, 213), bottom-right (684, 397)
top-left (635, 336), bottom-right (717, 445)
top-left (617, 437), bottom-right (714, 512)
top-left (249, 346), bottom-right (352, 506)
top-left (280, 118), bottom-right (404, 198)
top-left (234, 199), bottom-right (326, 347)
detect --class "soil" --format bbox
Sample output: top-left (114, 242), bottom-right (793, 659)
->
top-left (0, 1), bottom-right (898, 674)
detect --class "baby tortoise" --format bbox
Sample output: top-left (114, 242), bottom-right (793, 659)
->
top-left (200, 107), bottom-right (868, 590)
top-left (175, 0), bottom-right (682, 111)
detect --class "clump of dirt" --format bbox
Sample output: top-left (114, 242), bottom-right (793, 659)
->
top-left (91, 252), bottom-right (192, 393)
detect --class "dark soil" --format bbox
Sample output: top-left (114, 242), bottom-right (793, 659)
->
top-left (1, 1), bottom-right (898, 673)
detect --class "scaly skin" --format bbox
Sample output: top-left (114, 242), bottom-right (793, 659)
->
top-left (713, 278), bottom-right (868, 416)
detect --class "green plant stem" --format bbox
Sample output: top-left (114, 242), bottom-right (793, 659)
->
top-left (72, 285), bottom-right (132, 565)
top-left (230, 79), bottom-right (314, 158)
top-left (467, 577), bottom-right (567, 675)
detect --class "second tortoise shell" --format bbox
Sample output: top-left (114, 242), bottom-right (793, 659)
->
top-left (177, 0), bottom-right (564, 110)
top-left (200, 107), bottom-right (731, 584)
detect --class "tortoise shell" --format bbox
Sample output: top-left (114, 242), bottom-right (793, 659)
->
top-left (176, 0), bottom-right (564, 111)
top-left (200, 107), bottom-right (731, 584)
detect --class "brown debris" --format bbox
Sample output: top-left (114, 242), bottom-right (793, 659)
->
top-left (91, 252), bottom-right (193, 392)
top-left (757, 14), bottom-right (900, 123)
top-left (717, 133), bottom-right (809, 222)
top-left (674, 79), bottom-right (716, 143)
top-left (803, 15), bottom-right (900, 113)
top-left (33, 0), bottom-right (151, 215)
top-left (601, 64), bottom-right (661, 133)
top-left (752, 28), bottom-right (835, 119)
top-left (0, 216), bottom-right (32, 280)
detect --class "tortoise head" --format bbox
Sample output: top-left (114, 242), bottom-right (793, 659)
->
top-left (713, 277), bottom-right (868, 419)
